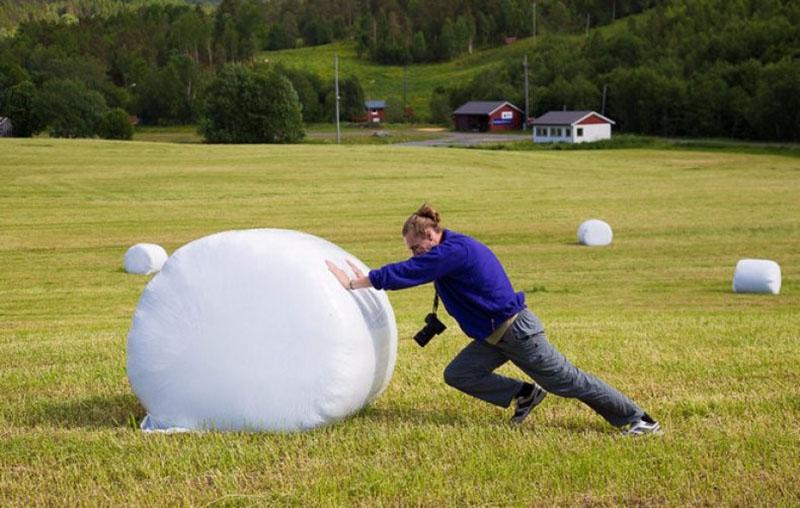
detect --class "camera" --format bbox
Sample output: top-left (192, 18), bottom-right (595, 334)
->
top-left (413, 312), bottom-right (447, 347)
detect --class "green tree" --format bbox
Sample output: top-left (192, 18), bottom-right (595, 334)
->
top-left (751, 57), bottom-right (800, 141)
top-left (201, 64), bottom-right (304, 143)
top-left (280, 67), bottom-right (325, 123)
top-left (435, 18), bottom-right (456, 61)
top-left (411, 31), bottom-right (427, 62)
top-left (35, 79), bottom-right (108, 138)
top-left (428, 86), bottom-right (451, 124)
top-left (98, 107), bottom-right (133, 140)
top-left (5, 80), bottom-right (44, 137)
top-left (338, 75), bottom-right (365, 122)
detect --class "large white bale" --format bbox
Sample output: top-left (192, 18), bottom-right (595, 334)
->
top-left (733, 259), bottom-right (781, 295)
top-left (127, 229), bottom-right (397, 432)
top-left (124, 243), bottom-right (168, 275)
top-left (577, 219), bottom-right (613, 246)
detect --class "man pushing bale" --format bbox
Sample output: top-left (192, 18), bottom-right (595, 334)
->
top-left (327, 203), bottom-right (661, 435)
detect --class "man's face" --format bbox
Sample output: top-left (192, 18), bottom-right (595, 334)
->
top-left (404, 230), bottom-right (435, 256)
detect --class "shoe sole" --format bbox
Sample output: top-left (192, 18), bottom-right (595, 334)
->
top-left (510, 389), bottom-right (547, 425)
top-left (623, 422), bottom-right (662, 436)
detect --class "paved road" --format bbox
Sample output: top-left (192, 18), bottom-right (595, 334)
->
top-left (400, 132), bottom-right (532, 147)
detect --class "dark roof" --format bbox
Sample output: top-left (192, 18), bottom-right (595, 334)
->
top-left (532, 110), bottom-right (615, 125)
top-left (364, 100), bottom-right (386, 109)
top-left (453, 101), bottom-right (522, 116)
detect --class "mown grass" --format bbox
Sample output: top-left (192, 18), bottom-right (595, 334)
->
top-left (133, 124), bottom-right (445, 145)
top-left (484, 134), bottom-right (800, 158)
top-left (1, 138), bottom-right (798, 506)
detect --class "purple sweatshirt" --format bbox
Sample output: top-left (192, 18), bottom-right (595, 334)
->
top-left (368, 229), bottom-right (526, 341)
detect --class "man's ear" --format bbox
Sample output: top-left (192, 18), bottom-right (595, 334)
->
top-left (426, 229), bottom-right (435, 241)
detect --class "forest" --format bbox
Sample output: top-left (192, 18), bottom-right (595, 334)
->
top-left (0, 0), bottom-right (798, 141)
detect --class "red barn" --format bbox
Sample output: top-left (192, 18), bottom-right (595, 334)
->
top-left (364, 100), bottom-right (386, 123)
top-left (452, 101), bottom-right (523, 132)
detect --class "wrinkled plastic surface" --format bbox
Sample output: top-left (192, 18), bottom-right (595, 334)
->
top-left (127, 229), bottom-right (398, 432)
top-left (124, 243), bottom-right (168, 275)
top-left (733, 259), bottom-right (781, 295)
top-left (577, 219), bottom-right (613, 246)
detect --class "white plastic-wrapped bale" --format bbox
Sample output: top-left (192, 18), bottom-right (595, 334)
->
top-left (732, 259), bottom-right (781, 295)
top-left (124, 243), bottom-right (168, 275)
top-left (577, 219), bottom-right (613, 246)
top-left (127, 229), bottom-right (398, 432)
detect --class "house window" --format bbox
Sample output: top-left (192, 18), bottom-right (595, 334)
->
top-left (565, 128), bottom-right (571, 137)
top-left (577, 128), bottom-right (584, 136)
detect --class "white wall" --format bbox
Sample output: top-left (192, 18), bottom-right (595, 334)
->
top-left (573, 124), bottom-right (611, 143)
top-left (532, 123), bottom-right (612, 144)
top-left (532, 125), bottom-right (571, 143)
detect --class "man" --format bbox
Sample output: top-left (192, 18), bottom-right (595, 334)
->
top-left (326, 204), bottom-right (660, 435)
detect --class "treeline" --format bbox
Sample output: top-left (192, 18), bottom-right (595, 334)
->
top-left (352, 0), bottom-right (663, 64)
top-left (224, 0), bottom-right (662, 64)
top-left (0, 0), bottom-right (215, 37)
top-left (1, 0), bottom-right (798, 141)
top-left (0, 0), bottom-right (373, 139)
top-left (435, 0), bottom-right (800, 141)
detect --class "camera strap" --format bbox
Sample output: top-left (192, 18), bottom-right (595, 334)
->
top-left (432, 291), bottom-right (440, 315)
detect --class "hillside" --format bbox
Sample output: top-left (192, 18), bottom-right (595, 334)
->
top-left (1, 0), bottom-right (798, 140)
top-left (0, 0), bottom-right (214, 36)
top-left (257, 14), bottom-right (633, 121)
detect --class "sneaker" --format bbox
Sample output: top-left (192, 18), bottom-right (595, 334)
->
top-left (511, 385), bottom-right (547, 424)
top-left (622, 416), bottom-right (662, 436)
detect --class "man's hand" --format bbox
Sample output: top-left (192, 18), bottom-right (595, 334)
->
top-left (346, 260), bottom-right (365, 280)
top-left (325, 259), bottom-right (372, 290)
top-left (325, 260), bottom-right (351, 289)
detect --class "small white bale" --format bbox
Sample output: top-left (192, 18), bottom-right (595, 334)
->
top-left (733, 259), bottom-right (781, 295)
top-left (124, 243), bottom-right (168, 275)
top-left (127, 229), bottom-right (398, 432)
top-left (577, 219), bottom-right (613, 246)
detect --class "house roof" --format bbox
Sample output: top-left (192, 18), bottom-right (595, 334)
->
top-left (533, 110), bottom-right (615, 125)
top-left (453, 101), bottom-right (522, 116)
top-left (364, 100), bottom-right (386, 109)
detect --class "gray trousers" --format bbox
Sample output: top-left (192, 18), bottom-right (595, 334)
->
top-left (443, 309), bottom-right (644, 427)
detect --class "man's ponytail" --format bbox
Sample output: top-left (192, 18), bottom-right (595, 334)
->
top-left (402, 203), bottom-right (442, 237)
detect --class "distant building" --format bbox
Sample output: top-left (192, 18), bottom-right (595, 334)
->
top-left (0, 117), bottom-right (12, 137)
top-left (453, 101), bottom-right (523, 132)
top-left (364, 100), bottom-right (386, 123)
top-left (532, 111), bottom-right (615, 144)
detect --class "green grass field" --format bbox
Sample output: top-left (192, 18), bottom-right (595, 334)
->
top-left (132, 124), bottom-right (447, 145)
top-left (1, 138), bottom-right (799, 505)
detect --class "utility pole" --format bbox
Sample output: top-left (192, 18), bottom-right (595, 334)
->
top-left (612, 0), bottom-right (616, 21)
top-left (334, 54), bottom-right (341, 144)
top-left (403, 64), bottom-right (408, 114)
top-left (532, 2), bottom-right (537, 39)
top-left (601, 84), bottom-right (608, 116)
top-left (585, 14), bottom-right (590, 37)
top-left (523, 55), bottom-right (529, 131)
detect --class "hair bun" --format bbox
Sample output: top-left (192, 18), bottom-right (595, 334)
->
top-left (415, 203), bottom-right (440, 225)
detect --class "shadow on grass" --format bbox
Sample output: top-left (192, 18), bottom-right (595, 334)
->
top-left (356, 405), bottom-right (614, 434)
top-left (354, 405), bottom-right (473, 426)
top-left (24, 393), bottom-right (145, 430)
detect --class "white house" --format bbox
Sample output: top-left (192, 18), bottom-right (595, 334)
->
top-left (532, 110), bottom-right (615, 144)
top-left (0, 116), bottom-right (12, 137)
